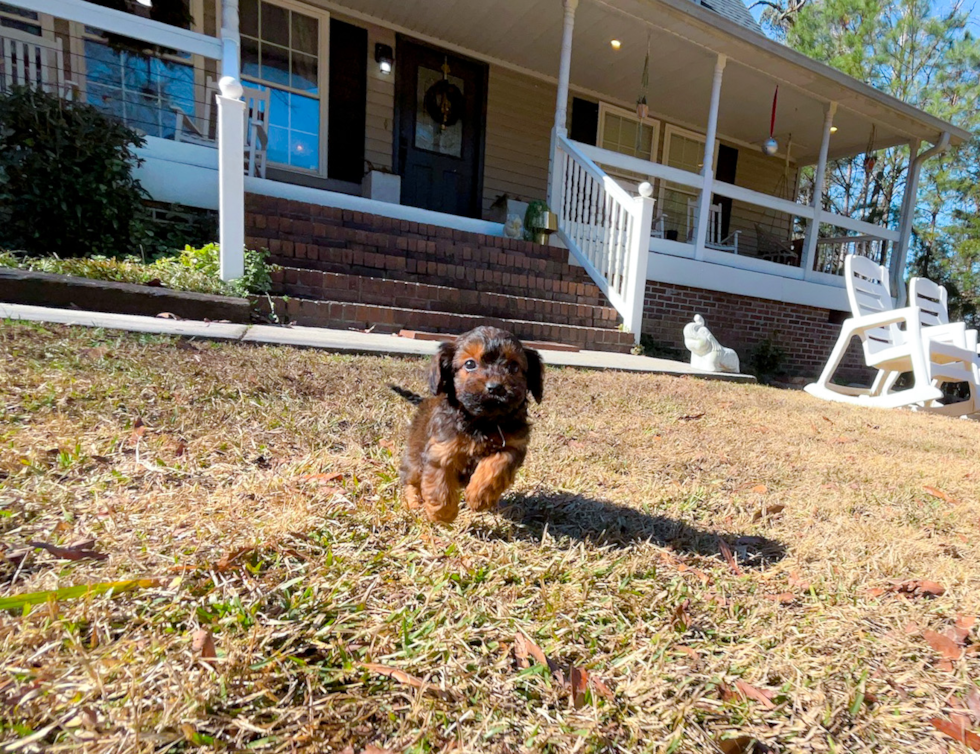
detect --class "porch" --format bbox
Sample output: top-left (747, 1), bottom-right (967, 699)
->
top-left (0, 0), bottom-right (968, 361)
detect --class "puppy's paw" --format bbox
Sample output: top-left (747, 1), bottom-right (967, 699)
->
top-left (403, 483), bottom-right (423, 511)
top-left (464, 486), bottom-right (501, 512)
top-left (424, 497), bottom-right (460, 524)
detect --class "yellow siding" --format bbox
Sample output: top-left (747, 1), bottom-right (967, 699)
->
top-left (481, 67), bottom-right (555, 217)
top-left (723, 141), bottom-right (799, 256)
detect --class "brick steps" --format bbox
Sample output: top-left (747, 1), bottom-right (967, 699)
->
top-left (265, 296), bottom-right (636, 354)
top-left (272, 267), bottom-right (622, 331)
top-left (246, 194), bottom-right (631, 353)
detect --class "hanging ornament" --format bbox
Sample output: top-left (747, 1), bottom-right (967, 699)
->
top-left (636, 34), bottom-right (650, 120)
top-left (762, 85), bottom-right (779, 156)
top-left (863, 125), bottom-right (877, 173)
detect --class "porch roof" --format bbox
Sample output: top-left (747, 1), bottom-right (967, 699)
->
top-left (327, 0), bottom-right (970, 164)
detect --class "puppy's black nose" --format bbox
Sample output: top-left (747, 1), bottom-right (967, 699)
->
top-left (486, 381), bottom-right (506, 396)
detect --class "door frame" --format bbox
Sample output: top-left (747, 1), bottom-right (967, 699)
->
top-left (392, 34), bottom-right (488, 219)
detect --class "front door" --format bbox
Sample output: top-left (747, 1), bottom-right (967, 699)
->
top-left (394, 38), bottom-right (487, 218)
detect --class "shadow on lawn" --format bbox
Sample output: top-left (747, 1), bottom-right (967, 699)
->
top-left (484, 490), bottom-right (786, 567)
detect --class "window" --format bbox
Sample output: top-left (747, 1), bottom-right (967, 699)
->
top-left (661, 125), bottom-right (715, 240)
top-left (598, 104), bottom-right (659, 161)
top-left (83, 40), bottom-right (195, 138)
top-left (0, 2), bottom-right (42, 36)
top-left (240, 0), bottom-right (325, 172)
top-left (77, 1), bottom-right (201, 140)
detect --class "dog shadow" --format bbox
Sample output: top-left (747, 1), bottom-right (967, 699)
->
top-left (478, 489), bottom-right (786, 568)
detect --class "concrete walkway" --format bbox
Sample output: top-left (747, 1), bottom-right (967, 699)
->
top-left (0, 302), bottom-right (755, 382)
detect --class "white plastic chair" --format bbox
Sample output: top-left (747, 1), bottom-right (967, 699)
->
top-left (805, 255), bottom-right (979, 413)
top-left (173, 77), bottom-right (269, 177)
top-left (0, 28), bottom-right (73, 99)
top-left (687, 198), bottom-right (740, 253)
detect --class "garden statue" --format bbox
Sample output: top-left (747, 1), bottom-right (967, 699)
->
top-left (683, 314), bottom-right (740, 373)
top-left (504, 214), bottom-right (524, 239)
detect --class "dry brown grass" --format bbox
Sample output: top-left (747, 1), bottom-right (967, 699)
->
top-left (2, 320), bottom-right (980, 753)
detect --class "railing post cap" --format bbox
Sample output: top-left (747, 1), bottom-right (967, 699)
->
top-left (638, 182), bottom-right (654, 198)
top-left (218, 76), bottom-right (243, 99)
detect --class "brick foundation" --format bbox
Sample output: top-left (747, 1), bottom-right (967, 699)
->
top-left (642, 281), bottom-right (869, 380)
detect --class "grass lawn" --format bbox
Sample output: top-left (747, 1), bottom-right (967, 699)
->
top-left (2, 321), bottom-right (980, 753)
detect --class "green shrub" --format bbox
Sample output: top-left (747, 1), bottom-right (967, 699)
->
top-left (747, 336), bottom-right (786, 383)
top-left (1, 245), bottom-right (273, 298)
top-left (156, 244), bottom-right (272, 296)
top-left (0, 87), bottom-right (148, 257)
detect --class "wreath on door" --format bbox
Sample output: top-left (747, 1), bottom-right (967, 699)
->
top-left (423, 61), bottom-right (464, 130)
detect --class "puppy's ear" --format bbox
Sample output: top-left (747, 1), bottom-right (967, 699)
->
top-left (428, 341), bottom-right (457, 401)
top-left (525, 348), bottom-right (544, 403)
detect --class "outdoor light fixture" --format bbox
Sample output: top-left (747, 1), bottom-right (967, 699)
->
top-left (136, 0), bottom-right (152, 6)
top-left (830, 126), bottom-right (839, 133)
top-left (375, 43), bottom-right (393, 75)
top-left (610, 39), bottom-right (622, 50)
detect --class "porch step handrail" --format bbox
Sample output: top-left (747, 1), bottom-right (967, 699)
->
top-left (553, 132), bottom-right (654, 343)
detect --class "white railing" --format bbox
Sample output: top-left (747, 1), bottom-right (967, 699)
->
top-left (814, 234), bottom-right (889, 276)
top-left (553, 133), bottom-right (654, 341)
top-left (3, 0), bottom-right (244, 280)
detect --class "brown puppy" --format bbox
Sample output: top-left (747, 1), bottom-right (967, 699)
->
top-left (391, 326), bottom-right (543, 524)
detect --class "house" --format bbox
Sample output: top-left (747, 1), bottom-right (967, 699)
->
top-left (0, 0), bottom-right (969, 373)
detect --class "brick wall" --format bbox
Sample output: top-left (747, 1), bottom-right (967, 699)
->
top-left (642, 281), bottom-right (870, 380)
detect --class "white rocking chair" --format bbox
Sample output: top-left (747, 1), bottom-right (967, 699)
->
top-left (805, 255), bottom-right (980, 414)
top-left (687, 198), bottom-right (740, 253)
top-left (173, 77), bottom-right (270, 178)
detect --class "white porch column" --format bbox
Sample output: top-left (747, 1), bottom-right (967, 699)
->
top-left (554, 0), bottom-right (578, 134)
top-left (891, 133), bottom-right (950, 305)
top-left (217, 0), bottom-right (245, 281)
top-left (693, 54), bottom-right (726, 260)
top-left (802, 101), bottom-right (836, 280)
top-left (548, 0), bottom-right (578, 212)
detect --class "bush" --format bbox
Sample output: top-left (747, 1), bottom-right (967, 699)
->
top-left (0, 87), bottom-right (148, 257)
top-left (156, 244), bottom-right (272, 297)
top-left (1, 244), bottom-right (273, 298)
top-left (746, 336), bottom-right (786, 383)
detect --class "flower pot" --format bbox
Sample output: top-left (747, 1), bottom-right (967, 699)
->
top-left (362, 170), bottom-right (401, 204)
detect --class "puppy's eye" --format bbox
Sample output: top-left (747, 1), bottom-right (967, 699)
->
top-left (506, 362), bottom-right (520, 374)
top-left (463, 359), bottom-right (478, 372)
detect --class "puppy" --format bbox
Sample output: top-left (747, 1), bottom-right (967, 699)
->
top-left (391, 326), bottom-right (543, 524)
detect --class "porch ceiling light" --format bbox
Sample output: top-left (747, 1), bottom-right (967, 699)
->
top-left (830, 126), bottom-right (839, 133)
top-left (610, 39), bottom-right (622, 50)
top-left (136, 0), bottom-right (152, 6)
top-left (375, 43), bottom-right (394, 75)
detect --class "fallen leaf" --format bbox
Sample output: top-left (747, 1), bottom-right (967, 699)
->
top-left (966, 688), bottom-right (980, 720)
top-left (175, 441), bottom-right (186, 457)
top-left (718, 681), bottom-right (740, 703)
top-left (299, 472), bottom-right (343, 485)
top-left (79, 347), bottom-right (109, 360)
top-left (591, 676), bottom-right (615, 700)
top-left (751, 484), bottom-right (768, 494)
top-left (569, 664), bottom-right (588, 708)
top-left (717, 737), bottom-right (774, 754)
top-left (923, 629), bottom-right (963, 661)
top-left (894, 580), bottom-right (945, 598)
top-left (27, 540), bottom-right (107, 562)
top-left (514, 632), bottom-right (549, 670)
top-left (671, 599), bottom-right (691, 631)
top-left (924, 486), bottom-right (959, 504)
top-left (865, 587), bottom-right (887, 598)
top-left (930, 717), bottom-right (980, 750)
top-left (735, 680), bottom-right (776, 709)
top-left (362, 662), bottom-right (453, 701)
top-left (822, 416), bottom-right (835, 424)
top-left (833, 436), bottom-right (854, 444)
top-left (192, 628), bottom-right (217, 661)
top-left (951, 615), bottom-right (977, 645)
top-left (674, 646), bottom-right (701, 670)
top-left (788, 572), bottom-right (811, 591)
top-left (678, 412), bottom-right (705, 421)
top-left (215, 546), bottom-right (255, 572)
top-left (767, 592), bottom-right (796, 605)
top-left (718, 539), bottom-right (742, 575)
top-left (752, 503), bottom-right (786, 522)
